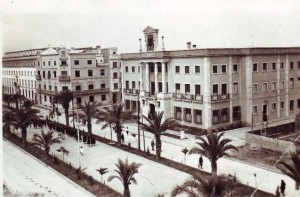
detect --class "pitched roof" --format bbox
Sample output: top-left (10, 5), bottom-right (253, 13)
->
top-left (143, 26), bottom-right (159, 34)
top-left (40, 48), bottom-right (58, 55)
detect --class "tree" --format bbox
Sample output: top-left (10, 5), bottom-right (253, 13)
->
top-left (97, 103), bottom-right (137, 145)
top-left (96, 167), bottom-right (109, 184)
top-left (3, 109), bottom-right (14, 136)
top-left (3, 93), bottom-right (13, 108)
top-left (189, 132), bottom-right (237, 176)
top-left (53, 90), bottom-right (74, 126)
top-left (277, 149), bottom-right (300, 190)
top-left (71, 101), bottom-right (101, 142)
top-left (140, 111), bottom-right (179, 158)
top-left (171, 174), bottom-right (240, 197)
top-left (32, 130), bottom-right (60, 155)
top-left (107, 158), bottom-right (142, 197)
top-left (11, 105), bottom-right (41, 147)
top-left (57, 146), bottom-right (70, 162)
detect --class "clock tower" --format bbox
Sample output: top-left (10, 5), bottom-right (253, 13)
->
top-left (143, 26), bottom-right (159, 52)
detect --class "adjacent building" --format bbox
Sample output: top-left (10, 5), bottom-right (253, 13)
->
top-left (121, 26), bottom-right (300, 129)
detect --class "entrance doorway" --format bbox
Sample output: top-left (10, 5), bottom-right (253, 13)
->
top-left (149, 103), bottom-right (155, 119)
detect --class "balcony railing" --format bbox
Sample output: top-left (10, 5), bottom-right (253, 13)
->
top-left (184, 94), bottom-right (193, 102)
top-left (184, 114), bottom-right (192, 122)
top-left (194, 94), bottom-right (203, 103)
top-left (35, 75), bottom-right (41, 80)
top-left (41, 89), bottom-right (58, 96)
top-left (73, 88), bottom-right (109, 96)
top-left (59, 75), bottom-right (71, 82)
top-left (132, 89), bottom-right (139, 96)
top-left (60, 64), bottom-right (68, 67)
top-left (124, 88), bottom-right (132, 95)
top-left (173, 93), bottom-right (183, 100)
top-left (36, 88), bottom-right (42, 93)
top-left (211, 94), bottom-right (230, 102)
top-left (194, 116), bottom-right (202, 124)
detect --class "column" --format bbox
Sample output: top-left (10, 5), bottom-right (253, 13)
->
top-left (145, 63), bottom-right (149, 92)
top-left (202, 57), bottom-right (211, 129)
top-left (162, 62), bottom-right (166, 93)
top-left (228, 56), bottom-right (233, 124)
top-left (154, 62), bottom-right (158, 93)
top-left (285, 55), bottom-right (289, 118)
top-left (139, 62), bottom-right (143, 91)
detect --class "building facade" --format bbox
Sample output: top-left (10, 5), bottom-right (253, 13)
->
top-left (121, 26), bottom-right (300, 129)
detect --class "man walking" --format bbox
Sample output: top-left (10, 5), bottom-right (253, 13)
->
top-left (280, 180), bottom-right (286, 196)
top-left (198, 155), bottom-right (203, 169)
top-left (80, 146), bottom-right (84, 156)
top-left (151, 139), bottom-right (155, 151)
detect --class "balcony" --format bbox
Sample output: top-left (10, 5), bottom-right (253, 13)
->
top-left (183, 94), bottom-right (193, 102)
top-left (140, 91), bottom-right (151, 98)
top-left (211, 94), bottom-right (230, 102)
top-left (194, 94), bottom-right (203, 103)
top-left (132, 89), bottom-right (139, 96)
top-left (36, 88), bottom-right (42, 93)
top-left (73, 88), bottom-right (109, 96)
top-left (35, 74), bottom-right (41, 80)
top-left (173, 93), bottom-right (183, 101)
top-left (124, 88), bottom-right (132, 95)
top-left (59, 75), bottom-right (71, 82)
top-left (41, 89), bottom-right (58, 96)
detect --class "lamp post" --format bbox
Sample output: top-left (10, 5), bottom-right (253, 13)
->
top-left (137, 85), bottom-right (141, 150)
top-left (76, 104), bottom-right (81, 167)
top-left (254, 173), bottom-right (257, 189)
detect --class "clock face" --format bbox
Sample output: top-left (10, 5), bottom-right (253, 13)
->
top-left (147, 35), bottom-right (154, 51)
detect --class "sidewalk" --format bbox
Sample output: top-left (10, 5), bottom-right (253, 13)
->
top-left (34, 106), bottom-right (300, 196)
top-left (3, 139), bottom-right (95, 197)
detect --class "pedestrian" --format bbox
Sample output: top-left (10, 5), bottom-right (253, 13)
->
top-left (80, 146), bottom-right (84, 156)
top-left (121, 133), bottom-right (124, 143)
top-left (280, 180), bottom-right (286, 196)
top-left (151, 139), bottom-right (155, 151)
top-left (275, 186), bottom-right (280, 197)
top-left (126, 127), bottom-right (129, 135)
top-left (198, 155), bottom-right (203, 169)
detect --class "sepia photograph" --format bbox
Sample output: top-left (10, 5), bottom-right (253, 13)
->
top-left (1, 0), bottom-right (300, 196)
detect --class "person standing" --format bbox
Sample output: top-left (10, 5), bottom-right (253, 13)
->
top-left (280, 180), bottom-right (286, 196)
top-left (121, 133), bottom-right (124, 143)
top-left (151, 139), bottom-right (155, 151)
top-left (275, 186), bottom-right (280, 197)
top-left (198, 156), bottom-right (203, 169)
top-left (80, 146), bottom-right (84, 156)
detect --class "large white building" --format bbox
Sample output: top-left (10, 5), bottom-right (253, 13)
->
top-left (121, 26), bottom-right (300, 130)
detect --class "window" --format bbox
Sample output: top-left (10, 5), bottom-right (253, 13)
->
top-left (232, 64), bottom-right (238, 73)
top-left (271, 82), bottom-right (277, 91)
top-left (113, 73), bottom-right (118, 79)
top-left (43, 61), bottom-right (45, 66)
top-left (113, 62), bottom-right (118, 68)
top-left (280, 62), bottom-right (284, 69)
top-left (252, 63), bottom-right (258, 72)
top-left (48, 71), bottom-right (51, 79)
top-left (185, 66), bottom-right (190, 74)
top-left (212, 65), bottom-right (218, 74)
top-left (195, 85), bottom-right (201, 95)
top-left (138, 66), bottom-right (140, 73)
top-left (253, 106), bottom-right (258, 115)
top-left (195, 66), bottom-right (200, 73)
top-left (280, 81), bottom-right (285, 90)
top-left (212, 84), bottom-right (218, 94)
top-left (99, 83), bottom-right (105, 89)
top-left (233, 82), bottom-right (239, 94)
top-left (53, 71), bottom-right (56, 78)
top-left (272, 102), bottom-right (277, 111)
top-left (88, 84), bottom-right (93, 90)
top-left (88, 70), bottom-right (93, 76)
top-left (262, 82), bottom-right (268, 92)
top-left (125, 81), bottom-right (129, 89)
top-left (61, 60), bottom-right (67, 66)
top-left (100, 69), bottom-right (105, 76)
top-left (290, 100), bottom-right (294, 111)
top-left (54, 61), bottom-right (56, 66)
top-left (157, 65), bottom-right (161, 73)
top-left (87, 60), bottom-right (92, 65)
top-left (272, 62), bottom-right (277, 70)
top-left (232, 106), bottom-right (241, 120)
top-left (221, 65), bottom-right (227, 73)
top-left (290, 78), bottom-right (294, 88)
top-left (74, 60), bottom-right (79, 65)
top-left (132, 81), bottom-right (136, 89)
top-left (185, 84), bottom-right (190, 94)
top-left (89, 96), bottom-right (94, 102)
top-left (75, 86), bottom-right (81, 91)
top-left (54, 86), bottom-right (57, 92)
top-left (49, 85), bottom-right (52, 90)
top-left (125, 66), bottom-right (129, 72)
top-left (75, 70), bottom-right (80, 77)
top-left (113, 83), bottom-right (118, 89)
top-left (44, 95), bottom-right (47, 102)
top-left (175, 83), bottom-right (180, 92)
top-left (175, 66), bottom-right (180, 73)
top-left (48, 61), bottom-right (51, 66)
top-left (280, 101), bottom-right (285, 109)
top-left (62, 86), bottom-right (68, 91)
top-left (290, 62), bottom-right (294, 69)
top-left (76, 97), bottom-right (82, 104)
top-left (101, 94), bottom-right (106, 101)
top-left (132, 66), bottom-right (135, 73)
top-left (262, 63), bottom-right (268, 71)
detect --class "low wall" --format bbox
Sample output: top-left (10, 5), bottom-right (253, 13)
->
top-left (245, 132), bottom-right (296, 153)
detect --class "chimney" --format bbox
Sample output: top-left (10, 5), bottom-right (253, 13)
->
top-left (139, 38), bottom-right (142, 52)
top-left (161, 36), bottom-right (165, 51)
top-left (187, 42), bottom-right (191, 49)
top-left (193, 45), bottom-right (197, 49)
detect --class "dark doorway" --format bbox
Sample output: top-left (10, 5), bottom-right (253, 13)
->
top-left (151, 82), bottom-right (155, 95)
top-left (263, 104), bottom-right (268, 121)
top-left (149, 103), bottom-right (155, 119)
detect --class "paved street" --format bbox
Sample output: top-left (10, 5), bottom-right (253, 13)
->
top-left (34, 106), bottom-right (300, 196)
top-left (3, 139), bottom-right (95, 197)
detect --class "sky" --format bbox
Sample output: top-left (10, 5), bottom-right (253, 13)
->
top-left (1, 0), bottom-right (300, 54)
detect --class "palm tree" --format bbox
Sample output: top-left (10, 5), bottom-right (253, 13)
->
top-left (3, 109), bottom-right (14, 136)
top-left (11, 105), bottom-right (41, 147)
top-left (97, 103), bottom-right (137, 145)
top-left (171, 174), bottom-right (240, 197)
top-left (71, 101), bottom-right (101, 142)
top-left (96, 167), bottom-right (109, 183)
top-left (140, 111), bottom-right (179, 158)
top-left (32, 130), bottom-right (60, 155)
top-left (53, 90), bottom-right (74, 126)
top-left (107, 158), bottom-right (142, 197)
top-left (189, 132), bottom-right (237, 176)
top-left (57, 146), bottom-right (70, 162)
top-left (277, 149), bottom-right (300, 190)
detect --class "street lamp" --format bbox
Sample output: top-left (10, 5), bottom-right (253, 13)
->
top-left (76, 104), bottom-right (81, 167)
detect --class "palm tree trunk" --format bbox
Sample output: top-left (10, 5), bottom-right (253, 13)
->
top-left (87, 120), bottom-right (92, 144)
top-left (45, 146), bottom-right (50, 155)
top-left (156, 135), bottom-right (162, 158)
top-left (123, 184), bottom-right (130, 197)
top-left (21, 127), bottom-right (27, 147)
top-left (116, 127), bottom-right (122, 145)
top-left (211, 159), bottom-right (217, 176)
top-left (65, 108), bottom-right (69, 126)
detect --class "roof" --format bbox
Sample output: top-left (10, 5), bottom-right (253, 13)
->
top-left (143, 26), bottom-right (159, 34)
top-left (40, 48), bottom-right (59, 55)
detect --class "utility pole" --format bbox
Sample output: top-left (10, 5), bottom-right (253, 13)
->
top-left (137, 84), bottom-right (141, 150)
